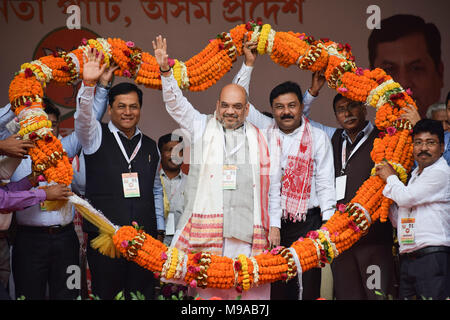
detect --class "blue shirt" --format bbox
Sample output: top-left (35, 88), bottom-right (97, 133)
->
top-left (443, 131), bottom-right (450, 166)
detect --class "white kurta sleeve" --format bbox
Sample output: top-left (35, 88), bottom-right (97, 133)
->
top-left (161, 72), bottom-right (207, 143)
top-left (74, 83), bottom-right (102, 155)
top-left (313, 129), bottom-right (336, 220)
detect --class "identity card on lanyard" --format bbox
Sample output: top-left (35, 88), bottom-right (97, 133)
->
top-left (335, 135), bottom-right (369, 201)
top-left (113, 130), bottom-right (143, 198)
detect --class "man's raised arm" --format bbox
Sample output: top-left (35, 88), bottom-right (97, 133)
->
top-left (153, 35), bottom-right (207, 142)
top-left (74, 48), bottom-right (118, 155)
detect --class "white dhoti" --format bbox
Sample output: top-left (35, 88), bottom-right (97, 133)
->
top-left (188, 238), bottom-right (270, 300)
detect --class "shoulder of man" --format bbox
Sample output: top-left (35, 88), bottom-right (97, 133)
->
top-left (311, 124), bottom-right (333, 143)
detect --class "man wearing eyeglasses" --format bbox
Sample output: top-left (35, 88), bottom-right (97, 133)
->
top-left (301, 91), bottom-right (396, 300)
top-left (376, 119), bottom-right (450, 300)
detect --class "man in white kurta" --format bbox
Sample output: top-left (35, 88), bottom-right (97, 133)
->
top-left (153, 36), bottom-right (282, 300)
top-left (232, 41), bottom-right (336, 300)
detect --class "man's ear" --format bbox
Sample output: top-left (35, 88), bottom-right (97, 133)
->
top-left (107, 104), bottom-right (112, 116)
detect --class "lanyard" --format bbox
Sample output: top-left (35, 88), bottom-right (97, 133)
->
top-left (340, 133), bottom-right (370, 175)
top-left (223, 124), bottom-right (246, 159)
top-left (112, 130), bottom-right (142, 172)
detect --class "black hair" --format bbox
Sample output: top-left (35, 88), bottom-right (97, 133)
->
top-left (158, 133), bottom-right (183, 152)
top-left (43, 97), bottom-right (60, 120)
top-left (269, 81), bottom-right (303, 106)
top-left (109, 82), bottom-right (143, 107)
top-left (446, 91), bottom-right (450, 105)
top-left (368, 14), bottom-right (442, 70)
top-left (412, 119), bottom-right (444, 144)
top-left (262, 111), bottom-right (273, 118)
top-left (332, 94), bottom-right (344, 113)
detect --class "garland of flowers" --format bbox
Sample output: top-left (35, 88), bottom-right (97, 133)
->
top-left (9, 21), bottom-right (417, 291)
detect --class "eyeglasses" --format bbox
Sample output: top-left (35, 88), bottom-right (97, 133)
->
top-left (413, 140), bottom-right (439, 147)
top-left (335, 102), bottom-right (364, 115)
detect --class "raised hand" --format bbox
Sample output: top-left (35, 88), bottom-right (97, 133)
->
top-left (99, 61), bottom-right (119, 88)
top-left (400, 103), bottom-right (421, 127)
top-left (82, 47), bottom-right (107, 86)
top-left (242, 33), bottom-right (257, 67)
top-left (152, 35), bottom-right (169, 71)
top-left (0, 134), bottom-right (35, 158)
top-left (309, 71), bottom-right (326, 97)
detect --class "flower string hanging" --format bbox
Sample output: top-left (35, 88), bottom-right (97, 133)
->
top-left (8, 21), bottom-right (417, 291)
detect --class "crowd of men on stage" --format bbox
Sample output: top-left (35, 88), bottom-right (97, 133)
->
top-left (0, 14), bottom-right (449, 300)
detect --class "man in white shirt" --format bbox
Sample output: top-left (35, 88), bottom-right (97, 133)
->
top-left (153, 35), bottom-right (282, 299)
top-left (376, 119), bottom-right (450, 300)
top-left (233, 38), bottom-right (335, 300)
top-left (9, 89), bottom-right (109, 300)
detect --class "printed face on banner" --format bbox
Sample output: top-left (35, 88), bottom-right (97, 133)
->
top-left (373, 33), bottom-right (444, 118)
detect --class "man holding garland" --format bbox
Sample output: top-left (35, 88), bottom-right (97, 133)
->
top-left (153, 35), bottom-right (282, 300)
top-left (233, 37), bottom-right (336, 300)
top-left (376, 119), bottom-right (450, 300)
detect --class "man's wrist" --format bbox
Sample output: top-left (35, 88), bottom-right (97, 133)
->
top-left (244, 60), bottom-right (255, 67)
top-left (83, 80), bottom-right (97, 87)
top-left (97, 81), bottom-right (111, 90)
top-left (308, 88), bottom-right (319, 97)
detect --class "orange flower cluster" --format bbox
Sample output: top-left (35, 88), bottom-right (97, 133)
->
top-left (27, 132), bottom-right (73, 185)
top-left (298, 43), bottom-right (329, 73)
top-left (9, 74), bottom-right (43, 112)
top-left (229, 24), bottom-right (249, 56)
top-left (270, 31), bottom-right (309, 67)
top-left (185, 40), bottom-right (233, 91)
top-left (135, 52), bottom-right (161, 89)
top-left (108, 38), bottom-right (142, 79)
top-left (339, 72), bottom-right (378, 103)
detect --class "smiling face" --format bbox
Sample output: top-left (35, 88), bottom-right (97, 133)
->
top-left (108, 91), bottom-right (141, 138)
top-left (271, 93), bottom-right (303, 134)
top-left (216, 84), bottom-right (249, 130)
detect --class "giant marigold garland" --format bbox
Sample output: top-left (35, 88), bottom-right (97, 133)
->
top-left (8, 21), bottom-right (417, 291)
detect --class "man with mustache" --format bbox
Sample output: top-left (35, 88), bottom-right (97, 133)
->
top-left (297, 73), bottom-right (396, 300)
top-left (306, 93), bottom-right (396, 300)
top-left (233, 38), bottom-right (336, 300)
top-left (376, 119), bottom-right (450, 300)
top-left (153, 35), bottom-right (282, 300)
